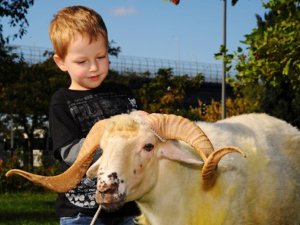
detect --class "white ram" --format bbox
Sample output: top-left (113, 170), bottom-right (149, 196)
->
top-left (6, 112), bottom-right (300, 225)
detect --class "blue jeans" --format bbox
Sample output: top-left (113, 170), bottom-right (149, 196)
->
top-left (60, 213), bottom-right (136, 225)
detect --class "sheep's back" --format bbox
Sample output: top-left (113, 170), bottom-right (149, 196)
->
top-left (196, 113), bottom-right (300, 224)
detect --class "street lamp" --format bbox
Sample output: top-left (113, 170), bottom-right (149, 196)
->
top-left (221, 0), bottom-right (227, 119)
top-left (169, 0), bottom-right (227, 118)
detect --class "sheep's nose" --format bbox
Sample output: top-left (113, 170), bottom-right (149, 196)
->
top-left (97, 172), bottom-right (119, 194)
top-left (98, 180), bottom-right (118, 193)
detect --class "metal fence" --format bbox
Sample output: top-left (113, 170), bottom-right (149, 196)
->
top-left (10, 45), bottom-right (222, 83)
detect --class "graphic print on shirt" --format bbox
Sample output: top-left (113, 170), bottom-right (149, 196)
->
top-left (65, 177), bottom-right (98, 208)
top-left (67, 92), bottom-right (136, 133)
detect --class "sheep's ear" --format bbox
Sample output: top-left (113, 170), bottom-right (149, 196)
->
top-left (157, 141), bottom-right (203, 166)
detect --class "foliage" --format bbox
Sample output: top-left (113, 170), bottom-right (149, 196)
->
top-left (0, 192), bottom-right (57, 225)
top-left (227, 0), bottom-right (300, 127)
top-left (0, 0), bottom-right (34, 44)
top-left (108, 40), bottom-right (121, 57)
top-left (138, 68), bottom-right (205, 118)
top-left (0, 52), bottom-right (68, 168)
top-left (201, 97), bottom-right (258, 122)
top-left (0, 151), bottom-right (60, 193)
top-left (0, 46), bottom-right (26, 100)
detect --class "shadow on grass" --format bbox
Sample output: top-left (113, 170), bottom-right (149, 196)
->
top-left (0, 208), bottom-right (58, 225)
top-left (0, 212), bottom-right (57, 224)
top-left (0, 192), bottom-right (58, 225)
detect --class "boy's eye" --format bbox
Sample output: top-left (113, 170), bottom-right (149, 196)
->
top-left (76, 61), bottom-right (86, 64)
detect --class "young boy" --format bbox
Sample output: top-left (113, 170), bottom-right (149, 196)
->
top-left (48, 5), bottom-right (140, 225)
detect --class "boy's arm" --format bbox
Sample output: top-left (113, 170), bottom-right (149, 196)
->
top-left (60, 138), bottom-right (85, 166)
top-left (59, 138), bottom-right (102, 166)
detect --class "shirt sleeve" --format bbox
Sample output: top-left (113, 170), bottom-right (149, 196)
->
top-left (49, 91), bottom-right (82, 161)
top-left (60, 138), bottom-right (85, 166)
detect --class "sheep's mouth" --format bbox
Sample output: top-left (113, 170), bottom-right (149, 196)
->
top-left (101, 200), bottom-right (125, 211)
top-left (95, 192), bottom-right (126, 211)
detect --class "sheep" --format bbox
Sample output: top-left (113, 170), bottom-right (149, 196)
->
top-left (6, 112), bottom-right (300, 225)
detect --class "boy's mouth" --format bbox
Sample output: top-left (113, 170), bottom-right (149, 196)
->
top-left (88, 75), bottom-right (100, 81)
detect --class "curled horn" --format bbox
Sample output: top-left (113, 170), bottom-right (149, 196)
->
top-left (202, 146), bottom-right (246, 180)
top-left (6, 119), bottom-right (107, 192)
top-left (145, 113), bottom-right (214, 161)
top-left (145, 113), bottom-right (245, 180)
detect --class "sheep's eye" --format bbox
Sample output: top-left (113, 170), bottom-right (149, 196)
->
top-left (143, 143), bottom-right (154, 152)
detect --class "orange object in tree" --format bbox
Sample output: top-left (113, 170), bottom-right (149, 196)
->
top-left (170, 0), bottom-right (180, 5)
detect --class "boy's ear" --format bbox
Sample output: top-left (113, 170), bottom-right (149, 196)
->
top-left (53, 54), bottom-right (67, 71)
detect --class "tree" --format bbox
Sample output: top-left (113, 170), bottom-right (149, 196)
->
top-left (138, 68), bottom-right (205, 118)
top-left (228, 0), bottom-right (300, 127)
top-left (1, 0), bottom-right (36, 107)
top-left (0, 56), bottom-right (68, 168)
top-left (0, 0), bottom-right (34, 45)
top-left (0, 0), bottom-right (35, 101)
top-left (1, 0), bottom-right (35, 164)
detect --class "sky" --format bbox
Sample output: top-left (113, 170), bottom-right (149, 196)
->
top-left (3, 0), bottom-right (266, 64)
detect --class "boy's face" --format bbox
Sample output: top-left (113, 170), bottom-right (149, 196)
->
top-left (54, 34), bottom-right (109, 90)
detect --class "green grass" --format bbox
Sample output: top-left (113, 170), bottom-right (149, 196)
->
top-left (0, 192), bottom-right (58, 225)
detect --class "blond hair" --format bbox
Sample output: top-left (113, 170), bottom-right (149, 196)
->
top-left (49, 5), bottom-right (108, 58)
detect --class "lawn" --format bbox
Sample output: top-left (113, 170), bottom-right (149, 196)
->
top-left (0, 192), bottom-right (58, 225)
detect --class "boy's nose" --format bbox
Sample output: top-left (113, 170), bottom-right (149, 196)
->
top-left (89, 62), bottom-right (98, 72)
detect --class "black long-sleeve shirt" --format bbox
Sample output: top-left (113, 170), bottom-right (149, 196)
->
top-left (49, 82), bottom-right (140, 218)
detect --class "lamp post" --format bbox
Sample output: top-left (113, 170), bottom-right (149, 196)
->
top-left (169, 0), bottom-right (228, 119)
top-left (9, 119), bottom-right (14, 150)
top-left (221, 0), bottom-right (227, 119)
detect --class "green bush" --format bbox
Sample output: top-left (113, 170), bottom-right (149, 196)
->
top-left (0, 156), bottom-right (60, 193)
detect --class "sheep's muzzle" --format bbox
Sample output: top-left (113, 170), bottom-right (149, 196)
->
top-left (95, 172), bottom-right (126, 211)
